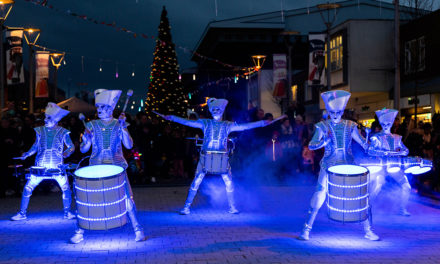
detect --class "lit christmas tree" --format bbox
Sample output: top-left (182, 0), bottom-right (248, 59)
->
top-left (145, 6), bottom-right (187, 119)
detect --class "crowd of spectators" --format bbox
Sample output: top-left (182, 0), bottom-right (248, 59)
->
top-left (1, 102), bottom-right (439, 199)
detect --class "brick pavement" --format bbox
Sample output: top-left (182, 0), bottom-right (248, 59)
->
top-left (0, 183), bottom-right (439, 264)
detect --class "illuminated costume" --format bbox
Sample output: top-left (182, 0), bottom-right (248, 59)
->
top-left (159, 98), bottom-right (279, 215)
top-left (299, 90), bottom-right (379, 241)
top-left (70, 89), bottom-right (146, 244)
top-left (368, 108), bottom-right (411, 216)
top-left (11, 103), bottom-right (75, 221)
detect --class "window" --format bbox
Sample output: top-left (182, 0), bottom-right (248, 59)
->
top-left (329, 35), bottom-right (343, 71)
top-left (404, 36), bottom-right (425, 75)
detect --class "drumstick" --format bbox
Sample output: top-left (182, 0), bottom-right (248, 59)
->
top-left (272, 114), bottom-right (287, 123)
top-left (79, 113), bottom-right (91, 134)
top-left (122, 89), bottom-right (134, 113)
top-left (152, 110), bottom-right (165, 119)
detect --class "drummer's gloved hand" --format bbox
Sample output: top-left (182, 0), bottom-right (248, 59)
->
top-left (118, 113), bottom-right (127, 128)
top-left (19, 153), bottom-right (28, 160)
top-left (81, 132), bottom-right (92, 143)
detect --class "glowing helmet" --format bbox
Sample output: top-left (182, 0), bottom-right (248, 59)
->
top-left (45, 102), bottom-right (70, 122)
top-left (94, 89), bottom-right (122, 110)
top-left (321, 90), bottom-right (351, 112)
top-left (207, 98), bottom-right (228, 113)
top-left (375, 108), bottom-right (398, 125)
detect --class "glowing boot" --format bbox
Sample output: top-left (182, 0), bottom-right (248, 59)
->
top-left (226, 191), bottom-right (239, 214)
top-left (180, 189), bottom-right (197, 215)
top-left (363, 220), bottom-right (379, 241)
top-left (11, 211), bottom-right (27, 221)
top-left (298, 208), bottom-right (318, 241)
top-left (298, 224), bottom-right (312, 241)
top-left (70, 228), bottom-right (84, 244)
top-left (11, 194), bottom-right (30, 221)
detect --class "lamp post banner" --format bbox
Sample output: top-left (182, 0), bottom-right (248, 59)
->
top-left (272, 53), bottom-right (287, 98)
top-left (5, 29), bottom-right (24, 85)
top-left (308, 33), bottom-right (326, 86)
top-left (35, 50), bottom-right (50, 98)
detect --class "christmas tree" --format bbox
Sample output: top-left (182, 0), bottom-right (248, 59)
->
top-left (145, 6), bottom-right (187, 119)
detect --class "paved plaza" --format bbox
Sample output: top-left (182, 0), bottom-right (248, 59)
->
top-left (1, 181), bottom-right (440, 264)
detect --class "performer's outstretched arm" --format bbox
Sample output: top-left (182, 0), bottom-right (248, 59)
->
top-left (155, 111), bottom-right (203, 129)
top-left (63, 133), bottom-right (75, 158)
top-left (230, 114), bottom-right (287, 132)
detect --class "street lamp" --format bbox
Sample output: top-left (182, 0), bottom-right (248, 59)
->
top-left (251, 55), bottom-right (266, 72)
top-left (50, 52), bottom-right (65, 101)
top-left (251, 55), bottom-right (266, 107)
top-left (281, 30), bottom-right (299, 103)
top-left (317, 2), bottom-right (340, 91)
top-left (23, 27), bottom-right (40, 114)
top-left (0, 0), bottom-right (14, 116)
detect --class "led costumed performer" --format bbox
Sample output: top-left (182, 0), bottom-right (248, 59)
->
top-left (11, 103), bottom-right (75, 221)
top-left (298, 90), bottom-right (379, 241)
top-left (367, 108), bottom-right (411, 216)
top-left (70, 89), bottom-right (146, 243)
top-left (155, 98), bottom-right (286, 215)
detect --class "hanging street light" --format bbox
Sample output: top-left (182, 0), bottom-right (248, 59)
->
top-left (317, 2), bottom-right (341, 91)
top-left (23, 28), bottom-right (41, 113)
top-left (0, 0), bottom-right (14, 117)
top-left (251, 55), bottom-right (266, 72)
top-left (50, 52), bottom-right (65, 101)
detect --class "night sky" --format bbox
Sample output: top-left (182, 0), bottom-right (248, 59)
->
top-left (6, 0), bottom-right (399, 107)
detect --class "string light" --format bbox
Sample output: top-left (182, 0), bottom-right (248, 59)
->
top-left (131, 64), bottom-right (135, 77)
top-left (327, 204), bottom-right (369, 213)
top-left (74, 181), bottom-right (126, 192)
top-left (115, 62), bottom-right (119, 78)
top-left (76, 196), bottom-right (127, 207)
top-left (77, 211), bottom-right (127, 222)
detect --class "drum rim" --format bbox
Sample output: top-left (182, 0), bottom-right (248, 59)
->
top-left (74, 164), bottom-right (125, 179)
top-left (327, 165), bottom-right (369, 177)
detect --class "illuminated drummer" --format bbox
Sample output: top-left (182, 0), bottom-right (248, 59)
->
top-left (368, 108), bottom-right (411, 216)
top-left (70, 89), bottom-right (146, 243)
top-left (11, 103), bottom-right (75, 221)
top-left (156, 98), bottom-right (284, 215)
top-left (299, 90), bottom-right (379, 241)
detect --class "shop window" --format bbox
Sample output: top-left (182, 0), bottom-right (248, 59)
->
top-left (329, 35), bottom-right (343, 71)
top-left (404, 36), bottom-right (425, 75)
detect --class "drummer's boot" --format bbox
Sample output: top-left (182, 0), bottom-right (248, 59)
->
top-left (128, 209), bottom-right (147, 242)
top-left (226, 191), bottom-right (239, 214)
top-left (70, 228), bottom-right (84, 244)
top-left (11, 187), bottom-right (32, 221)
top-left (399, 183), bottom-right (411, 217)
top-left (127, 201), bottom-right (146, 242)
top-left (298, 208), bottom-right (318, 241)
top-left (180, 189), bottom-right (197, 215)
top-left (363, 220), bottom-right (380, 241)
top-left (62, 188), bottom-right (75, 220)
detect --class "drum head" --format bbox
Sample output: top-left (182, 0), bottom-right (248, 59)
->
top-left (74, 165), bottom-right (124, 179)
top-left (31, 166), bottom-right (45, 169)
top-left (411, 166), bottom-right (431, 175)
top-left (328, 165), bottom-right (368, 175)
top-left (404, 166), bottom-right (420, 174)
top-left (366, 166), bottom-right (382, 174)
top-left (386, 167), bottom-right (401, 173)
